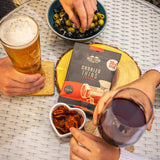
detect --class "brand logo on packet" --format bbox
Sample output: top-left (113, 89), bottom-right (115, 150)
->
top-left (64, 85), bottom-right (73, 94)
top-left (106, 59), bottom-right (118, 71)
top-left (87, 56), bottom-right (101, 64)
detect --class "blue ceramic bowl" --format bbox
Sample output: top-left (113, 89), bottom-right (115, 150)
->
top-left (47, 0), bottom-right (107, 42)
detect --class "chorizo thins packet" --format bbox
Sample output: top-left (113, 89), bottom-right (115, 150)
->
top-left (58, 43), bottom-right (121, 114)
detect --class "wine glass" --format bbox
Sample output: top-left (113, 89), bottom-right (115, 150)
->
top-left (98, 88), bottom-right (153, 148)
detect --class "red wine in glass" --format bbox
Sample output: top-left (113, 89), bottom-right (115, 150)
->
top-left (98, 88), bottom-right (153, 148)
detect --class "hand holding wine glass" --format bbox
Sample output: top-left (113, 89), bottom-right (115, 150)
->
top-left (97, 88), bottom-right (153, 148)
top-left (93, 70), bottom-right (159, 131)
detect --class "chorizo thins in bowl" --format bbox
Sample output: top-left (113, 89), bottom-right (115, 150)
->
top-left (49, 103), bottom-right (86, 137)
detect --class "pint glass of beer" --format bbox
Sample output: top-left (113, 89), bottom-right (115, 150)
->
top-left (0, 15), bottom-right (44, 75)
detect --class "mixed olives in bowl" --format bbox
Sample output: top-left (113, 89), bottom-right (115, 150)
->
top-left (47, 0), bottom-right (107, 41)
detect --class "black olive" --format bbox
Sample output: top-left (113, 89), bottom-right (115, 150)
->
top-left (74, 29), bottom-right (79, 35)
top-left (72, 23), bottom-right (77, 29)
top-left (65, 31), bottom-right (73, 37)
top-left (63, 25), bottom-right (69, 31)
top-left (89, 29), bottom-right (94, 36)
top-left (59, 6), bottom-right (63, 11)
top-left (58, 27), bottom-right (65, 35)
top-left (62, 16), bottom-right (67, 22)
top-left (60, 8), bottom-right (65, 12)
top-left (77, 33), bottom-right (85, 39)
top-left (72, 33), bottom-right (77, 38)
top-left (85, 32), bottom-right (89, 37)
top-left (94, 25), bottom-right (101, 33)
top-left (63, 13), bottom-right (69, 20)
top-left (53, 23), bottom-right (59, 30)
top-left (61, 19), bottom-right (65, 26)
top-left (97, 25), bottom-right (101, 29)
top-left (53, 8), bottom-right (59, 14)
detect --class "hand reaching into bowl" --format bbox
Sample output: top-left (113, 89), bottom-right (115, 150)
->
top-left (60, 0), bottom-right (97, 31)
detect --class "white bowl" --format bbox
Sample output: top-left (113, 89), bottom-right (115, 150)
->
top-left (49, 102), bottom-right (86, 137)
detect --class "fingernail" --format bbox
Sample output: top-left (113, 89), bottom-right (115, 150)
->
top-left (40, 83), bottom-right (45, 89)
top-left (43, 76), bottom-right (46, 80)
top-left (70, 127), bottom-right (73, 132)
top-left (77, 24), bottom-right (80, 29)
top-left (76, 128), bottom-right (81, 131)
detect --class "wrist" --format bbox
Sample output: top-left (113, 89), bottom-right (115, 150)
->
top-left (144, 70), bottom-right (160, 88)
top-left (115, 148), bottom-right (120, 160)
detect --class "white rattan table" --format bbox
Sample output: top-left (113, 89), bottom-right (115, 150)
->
top-left (0, 0), bottom-right (160, 159)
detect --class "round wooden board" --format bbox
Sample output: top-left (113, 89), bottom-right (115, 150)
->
top-left (56, 43), bottom-right (141, 92)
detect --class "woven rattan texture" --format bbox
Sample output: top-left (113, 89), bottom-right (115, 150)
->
top-left (0, 0), bottom-right (160, 159)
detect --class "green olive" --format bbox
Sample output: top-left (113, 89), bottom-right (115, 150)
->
top-left (94, 21), bottom-right (98, 26)
top-left (53, 14), bottom-right (59, 20)
top-left (65, 19), bottom-right (72, 26)
top-left (93, 14), bottom-right (98, 22)
top-left (79, 27), bottom-right (85, 33)
top-left (59, 12), bottom-right (65, 18)
top-left (55, 19), bottom-right (61, 25)
top-left (68, 27), bottom-right (75, 33)
top-left (98, 19), bottom-right (104, 26)
top-left (53, 5), bottom-right (105, 39)
top-left (99, 14), bottom-right (105, 20)
top-left (96, 12), bottom-right (101, 18)
top-left (90, 22), bottom-right (95, 29)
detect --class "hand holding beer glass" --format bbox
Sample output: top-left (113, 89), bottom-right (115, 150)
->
top-left (0, 15), bottom-right (45, 96)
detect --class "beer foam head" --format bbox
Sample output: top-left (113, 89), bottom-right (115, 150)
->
top-left (0, 15), bottom-right (38, 48)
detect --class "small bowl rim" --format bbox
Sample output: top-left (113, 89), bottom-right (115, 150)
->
top-left (49, 102), bottom-right (86, 137)
top-left (46, 0), bottom-right (107, 42)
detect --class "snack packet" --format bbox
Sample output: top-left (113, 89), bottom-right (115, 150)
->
top-left (58, 43), bottom-right (121, 113)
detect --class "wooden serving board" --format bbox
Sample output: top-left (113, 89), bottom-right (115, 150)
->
top-left (56, 43), bottom-right (141, 92)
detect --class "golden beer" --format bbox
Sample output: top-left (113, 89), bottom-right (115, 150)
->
top-left (0, 15), bottom-right (44, 74)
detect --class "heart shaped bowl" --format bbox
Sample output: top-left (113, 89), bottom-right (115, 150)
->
top-left (49, 102), bottom-right (86, 137)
